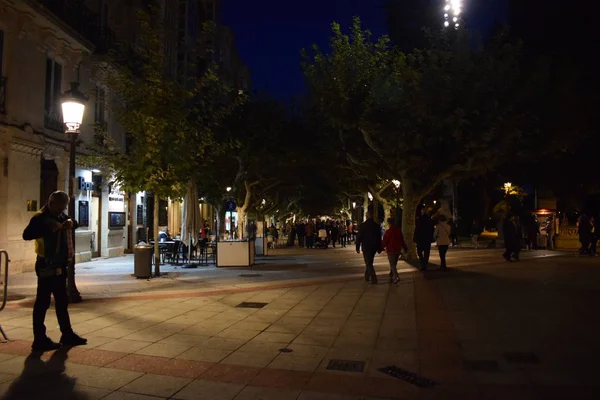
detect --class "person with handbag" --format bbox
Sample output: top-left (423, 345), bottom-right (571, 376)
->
top-left (23, 191), bottom-right (87, 351)
top-left (434, 214), bottom-right (452, 270)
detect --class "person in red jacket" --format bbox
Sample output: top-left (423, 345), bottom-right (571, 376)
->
top-left (382, 218), bottom-right (408, 284)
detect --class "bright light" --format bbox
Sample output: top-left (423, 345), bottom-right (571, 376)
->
top-left (367, 192), bottom-right (373, 201)
top-left (392, 179), bottom-right (401, 189)
top-left (61, 101), bottom-right (85, 132)
top-left (504, 182), bottom-right (512, 194)
top-left (352, 202), bottom-right (356, 208)
top-left (433, 200), bottom-right (437, 205)
top-left (226, 187), bottom-right (232, 192)
top-left (261, 199), bottom-right (266, 205)
top-left (91, 169), bottom-right (101, 173)
top-left (444, 0), bottom-right (463, 29)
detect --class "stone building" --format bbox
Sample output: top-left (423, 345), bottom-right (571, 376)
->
top-left (0, 0), bottom-right (127, 272)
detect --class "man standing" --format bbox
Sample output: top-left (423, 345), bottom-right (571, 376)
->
top-left (414, 208), bottom-right (435, 270)
top-left (23, 191), bottom-right (87, 351)
top-left (356, 210), bottom-right (382, 284)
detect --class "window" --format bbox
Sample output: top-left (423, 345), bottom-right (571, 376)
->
top-left (44, 58), bottom-right (63, 130)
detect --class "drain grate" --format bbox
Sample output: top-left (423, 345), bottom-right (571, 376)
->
top-left (238, 274), bottom-right (263, 278)
top-left (326, 359), bottom-right (365, 373)
top-left (463, 359), bottom-right (500, 372)
top-left (378, 365), bottom-right (437, 388)
top-left (236, 302), bottom-right (268, 309)
top-left (504, 352), bottom-right (540, 364)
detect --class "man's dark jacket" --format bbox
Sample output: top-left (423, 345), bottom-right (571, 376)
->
top-left (356, 218), bottom-right (382, 253)
top-left (414, 214), bottom-right (435, 245)
top-left (22, 206), bottom-right (78, 277)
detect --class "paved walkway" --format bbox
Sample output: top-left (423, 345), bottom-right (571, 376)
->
top-left (0, 249), bottom-right (598, 399)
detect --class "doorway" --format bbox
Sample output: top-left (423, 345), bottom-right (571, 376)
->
top-left (91, 196), bottom-right (101, 258)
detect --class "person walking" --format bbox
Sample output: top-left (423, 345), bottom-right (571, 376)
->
top-left (296, 221), bottom-right (306, 248)
top-left (339, 221), bottom-right (348, 248)
top-left (356, 210), bottom-right (382, 284)
top-left (305, 220), bottom-right (315, 249)
top-left (22, 191), bottom-right (87, 352)
top-left (471, 220), bottom-right (482, 249)
top-left (434, 214), bottom-right (452, 270)
top-left (381, 218), bottom-right (408, 283)
top-left (503, 214), bottom-right (521, 262)
top-left (414, 209), bottom-right (435, 270)
top-left (546, 216), bottom-right (555, 250)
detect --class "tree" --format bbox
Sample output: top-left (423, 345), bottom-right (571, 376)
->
top-left (90, 6), bottom-right (236, 272)
top-left (303, 18), bottom-right (550, 258)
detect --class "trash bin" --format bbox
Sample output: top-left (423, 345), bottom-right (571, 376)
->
top-left (134, 242), bottom-right (153, 278)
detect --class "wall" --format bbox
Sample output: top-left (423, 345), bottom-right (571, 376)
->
top-left (103, 179), bottom-right (125, 257)
top-left (73, 168), bottom-right (93, 262)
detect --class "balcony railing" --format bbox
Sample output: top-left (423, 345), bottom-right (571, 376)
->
top-left (0, 77), bottom-right (6, 114)
top-left (44, 109), bottom-right (65, 132)
top-left (34, 0), bottom-right (117, 53)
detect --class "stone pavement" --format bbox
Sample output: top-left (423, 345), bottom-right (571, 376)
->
top-left (0, 249), bottom-right (598, 399)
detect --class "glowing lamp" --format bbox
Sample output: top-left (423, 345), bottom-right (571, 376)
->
top-left (61, 82), bottom-right (88, 133)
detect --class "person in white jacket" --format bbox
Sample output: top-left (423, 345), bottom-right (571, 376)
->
top-left (434, 214), bottom-right (452, 270)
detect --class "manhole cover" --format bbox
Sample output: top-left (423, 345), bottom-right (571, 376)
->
top-left (6, 295), bottom-right (26, 302)
top-left (279, 348), bottom-right (293, 353)
top-left (238, 274), bottom-right (263, 278)
top-left (504, 352), bottom-right (540, 364)
top-left (378, 365), bottom-right (437, 388)
top-left (326, 359), bottom-right (365, 373)
top-left (236, 302), bottom-right (268, 309)
top-left (463, 359), bottom-right (499, 372)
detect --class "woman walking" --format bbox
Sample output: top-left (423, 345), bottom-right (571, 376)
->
top-left (434, 214), bottom-right (451, 270)
top-left (381, 218), bottom-right (408, 283)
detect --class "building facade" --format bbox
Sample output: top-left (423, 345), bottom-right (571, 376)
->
top-left (0, 0), bottom-right (127, 272)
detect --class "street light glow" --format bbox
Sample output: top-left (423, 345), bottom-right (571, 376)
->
top-left (368, 192), bottom-right (373, 201)
top-left (392, 179), bottom-right (401, 189)
top-left (226, 187), bottom-right (232, 192)
top-left (444, 0), bottom-right (463, 29)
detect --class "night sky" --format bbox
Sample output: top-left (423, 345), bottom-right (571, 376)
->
top-left (222, 0), bottom-right (508, 100)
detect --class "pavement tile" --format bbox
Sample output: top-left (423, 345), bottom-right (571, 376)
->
top-left (123, 324), bottom-right (189, 342)
top-left (293, 333), bottom-right (338, 347)
top-left (305, 373), bottom-right (365, 396)
top-left (478, 384), bottom-right (537, 400)
top-left (282, 344), bottom-right (329, 358)
top-left (251, 368), bottom-right (312, 389)
top-left (177, 346), bottom-right (233, 363)
top-left (238, 339), bottom-right (290, 355)
top-left (215, 328), bottom-right (262, 341)
top-left (198, 337), bottom-right (248, 351)
top-left (268, 353), bottom-right (322, 372)
top-left (200, 363), bottom-right (261, 384)
top-left (107, 354), bottom-right (212, 378)
top-left (60, 348), bottom-right (127, 367)
top-left (221, 350), bottom-right (277, 368)
top-left (76, 367), bottom-right (144, 390)
top-left (134, 342), bottom-right (192, 358)
top-left (77, 335), bottom-right (114, 349)
top-left (265, 323), bottom-right (306, 335)
top-left (93, 326), bottom-right (140, 339)
top-left (252, 331), bottom-right (297, 344)
top-left (0, 340), bottom-right (31, 356)
top-left (296, 392), bottom-right (360, 400)
top-left (157, 333), bottom-right (210, 346)
top-left (97, 339), bottom-right (152, 354)
top-left (229, 321), bottom-right (271, 331)
top-left (173, 379), bottom-right (244, 400)
top-left (232, 385), bottom-right (301, 400)
top-left (121, 373), bottom-right (193, 398)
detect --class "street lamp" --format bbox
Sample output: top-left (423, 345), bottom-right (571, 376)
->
top-left (226, 187), bottom-right (232, 192)
top-left (61, 81), bottom-right (88, 303)
top-left (504, 182), bottom-right (512, 194)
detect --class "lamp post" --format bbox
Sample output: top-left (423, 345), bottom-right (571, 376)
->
top-left (60, 81), bottom-right (88, 303)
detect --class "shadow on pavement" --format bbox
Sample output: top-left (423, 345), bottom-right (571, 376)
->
top-left (1, 347), bottom-right (88, 400)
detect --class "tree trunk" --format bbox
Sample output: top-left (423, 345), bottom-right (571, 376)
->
top-left (153, 196), bottom-right (160, 276)
top-left (363, 193), bottom-right (369, 221)
top-left (215, 205), bottom-right (223, 239)
top-left (401, 179), bottom-right (419, 260)
top-left (236, 207), bottom-right (246, 239)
